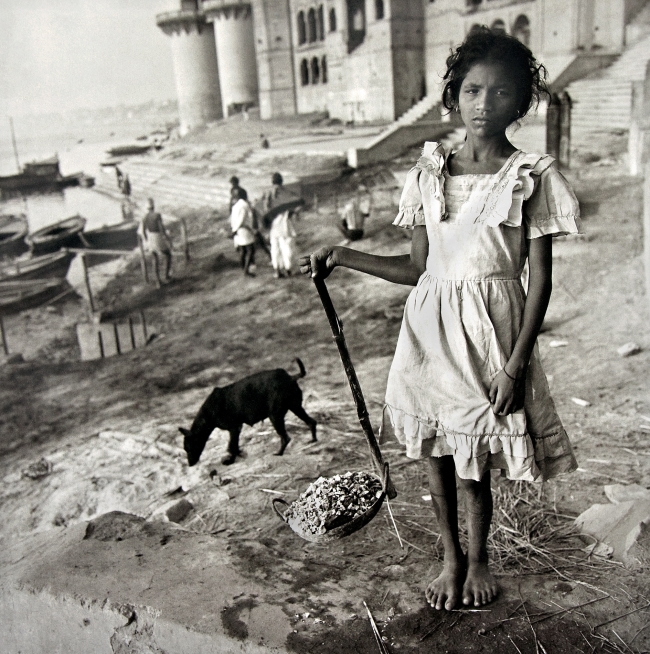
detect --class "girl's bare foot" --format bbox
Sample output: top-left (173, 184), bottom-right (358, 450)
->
top-left (462, 561), bottom-right (498, 607)
top-left (425, 558), bottom-right (465, 610)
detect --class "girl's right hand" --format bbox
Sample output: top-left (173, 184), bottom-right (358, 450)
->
top-left (489, 369), bottom-right (525, 416)
top-left (299, 246), bottom-right (340, 279)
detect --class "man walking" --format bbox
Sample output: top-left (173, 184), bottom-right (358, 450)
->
top-left (142, 198), bottom-right (172, 287)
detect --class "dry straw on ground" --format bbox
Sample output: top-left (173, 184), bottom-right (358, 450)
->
top-left (468, 479), bottom-right (620, 579)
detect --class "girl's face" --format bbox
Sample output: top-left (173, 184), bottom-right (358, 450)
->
top-left (458, 60), bottom-right (521, 139)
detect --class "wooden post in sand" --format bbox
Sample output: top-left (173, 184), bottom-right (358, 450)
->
top-left (97, 330), bottom-right (105, 359)
top-left (643, 161), bottom-right (650, 303)
top-left (641, 62), bottom-right (650, 306)
top-left (140, 310), bottom-right (148, 341)
top-left (546, 93), bottom-right (561, 161)
top-left (138, 236), bottom-right (149, 283)
top-left (113, 323), bottom-right (121, 355)
top-left (0, 316), bottom-right (8, 355)
top-left (80, 253), bottom-right (96, 313)
top-left (128, 316), bottom-right (136, 349)
top-left (180, 218), bottom-right (190, 261)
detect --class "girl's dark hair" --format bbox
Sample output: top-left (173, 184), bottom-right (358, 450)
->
top-left (442, 27), bottom-right (549, 120)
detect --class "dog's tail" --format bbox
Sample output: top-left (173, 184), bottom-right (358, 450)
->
top-left (291, 358), bottom-right (306, 380)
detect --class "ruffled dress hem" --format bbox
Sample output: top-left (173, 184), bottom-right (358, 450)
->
top-left (381, 403), bottom-right (578, 482)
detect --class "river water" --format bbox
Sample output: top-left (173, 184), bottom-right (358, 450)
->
top-left (0, 110), bottom-right (174, 233)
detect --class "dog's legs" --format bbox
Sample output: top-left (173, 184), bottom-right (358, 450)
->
top-left (222, 426), bottom-right (242, 465)
top-left (290, 405), bottom-right (318, 442)
top-left (269, 414), bottom-right (290, 456)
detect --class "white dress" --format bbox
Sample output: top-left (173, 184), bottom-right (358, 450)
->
top-left (379, 142), bottom-right (581, 482)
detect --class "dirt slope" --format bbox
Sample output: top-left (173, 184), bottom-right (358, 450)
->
top-left (1, 154), bottom-right (649, 652)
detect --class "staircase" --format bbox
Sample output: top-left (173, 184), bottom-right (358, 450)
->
top-left (393, 95), bottom-right (442, 129)
top-left (566, 33), bottom-right (650, 143)
top-left (94, 160), bottom-right (233, 211)
top-left (347, 95), bottom-right (458, 168)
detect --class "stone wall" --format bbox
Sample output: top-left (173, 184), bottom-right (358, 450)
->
top-left (252, 0), bottom-right (297, 119)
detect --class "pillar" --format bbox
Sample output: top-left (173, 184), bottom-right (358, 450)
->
top-left (250, 0), bottom-right (297, 119)
top-left (203, 1), bottom-right (259, 117)
top-left (558, 91), bottom-right (572, 169)
top-left (157, 4), bottom-right (223, 136)
top-left (546, 93), bottom-right (561, 160)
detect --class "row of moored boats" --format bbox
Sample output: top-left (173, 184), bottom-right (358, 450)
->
top-left (0, 214), bottom-right (139, 315)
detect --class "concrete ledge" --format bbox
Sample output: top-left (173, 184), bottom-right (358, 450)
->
top-left (1, 587), bottom-right (284, 654)
top-left (0, 517), bottom-right (297, 654)
top-left (347, 122), bottom-right (458, 169)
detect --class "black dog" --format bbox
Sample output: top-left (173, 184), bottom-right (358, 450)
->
top-left (179, 358), bottom-right (317, 466)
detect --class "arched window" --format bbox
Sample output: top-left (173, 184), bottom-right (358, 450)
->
top-left (512, 15), bottom-right (530, 46)
top-left (329, 7), bottom-right (337, 32)
top-left (466, 0), bottom-right (481, 7)
top-left (311, 57), bottom-right (320, 84)
top-left (318, 5), bottom-right (325, 40)
top-left (347, 0), bottom-right (366, 52)
top-left (297, 11), bottom-right (306, 45)
top-left (375, 0), bottom-right (384, 19)
top-left (308, 8), bottom-right (317, 42)
top-left (300, 59), bottom-right (309, 86)
top-left (491, 19), bottom-right (507, 35)
top-left (322, 56), bottom-right (328, 83)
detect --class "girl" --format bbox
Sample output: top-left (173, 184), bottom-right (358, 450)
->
top-left (300, 28), bottom-right (580, 611)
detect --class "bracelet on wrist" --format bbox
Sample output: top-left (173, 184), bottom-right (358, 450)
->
top-left (503, 367), bottom-right (517, 381)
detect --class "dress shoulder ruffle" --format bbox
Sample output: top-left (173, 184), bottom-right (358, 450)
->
top-left (392, 144), bottom-right (581, 237)
top-left (393, 141), bottom-right (445, 229)
top-left (484, 152), bottom-right (582, 237)
top-left (524, 162), bottom-right (582, 238)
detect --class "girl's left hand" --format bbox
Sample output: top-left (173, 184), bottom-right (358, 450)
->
top-left (489, 369), bottom-right (525, 416)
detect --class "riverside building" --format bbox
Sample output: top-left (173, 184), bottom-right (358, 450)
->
top-left (157, 0), bottom-right (648, 134)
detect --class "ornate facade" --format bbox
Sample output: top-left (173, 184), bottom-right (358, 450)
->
top-left (157, 0), bottom-right (644, 132)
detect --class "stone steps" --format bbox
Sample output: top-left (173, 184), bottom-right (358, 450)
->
top-left (565, 33), bottom-right (650, 142)
top-left (94, 164), bottom-right (233, 211)
top-left (393, 94), bottom-right (440, 128)
top-left (93, 149), bottom-right (334, 212)
top-left (602, 32), bottom-right (650, 81)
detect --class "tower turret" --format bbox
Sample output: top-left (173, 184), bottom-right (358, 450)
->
top-left (203, 1), bottom-right (259, 116)
top-left (157, 1), bottom-right (223, 135)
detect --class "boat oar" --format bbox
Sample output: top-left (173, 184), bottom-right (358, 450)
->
top-left (313, 277), bottom-right (396, 500)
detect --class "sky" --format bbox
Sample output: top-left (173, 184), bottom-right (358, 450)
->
top-left (0, 0), bottom-right (180, 117)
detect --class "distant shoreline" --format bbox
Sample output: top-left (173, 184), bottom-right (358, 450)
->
top-left (0, 102), bottom-right (178, 177)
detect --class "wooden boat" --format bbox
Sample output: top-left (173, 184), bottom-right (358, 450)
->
top-left (80, 221), bottom-right (139, 251)
top-left (0, 214), bottom-right (29, 259)
top-left (0, 156), bottom-right (83, 199)
top-left (26, 215), bottom-right (87, 255)
top-left (100, 157), bottom-right (124, 168)
top-left (106, 144), bottom-right (152, 157)
top-left (0, 278), bottom-right (68, 315)
top-left (78, 174), bottom-right (95, 188)
top-left (0, 250), bottom-right (75, 282)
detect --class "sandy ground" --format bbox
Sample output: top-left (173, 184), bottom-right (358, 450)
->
top-left (1, 134), bottom-right (650, 652)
